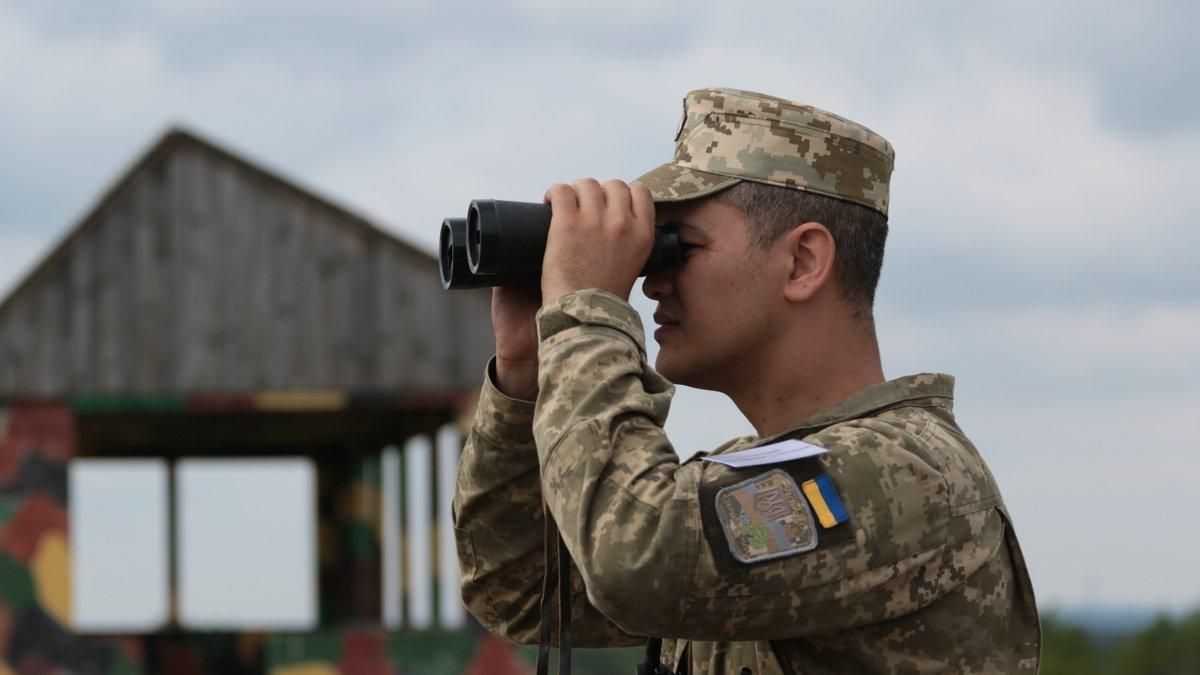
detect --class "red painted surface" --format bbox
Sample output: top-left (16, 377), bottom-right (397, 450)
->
top-left (156, 643), bottom-right (208, 675)
top-left (464, 635), bottom-right (533, 675)
top-left (0, 403), bottom-right (76, 469)
top-left (0, 494), bottom-right (68, 563)
top-left (340, 631), bottom-right (395, 675)
top-left (0, 605), bottom-right (12, 658)
top-left (185, 394), bottom-right (258, 412)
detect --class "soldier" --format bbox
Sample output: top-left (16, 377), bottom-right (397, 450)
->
top-left (453, 88), bottom-right (1041, 673)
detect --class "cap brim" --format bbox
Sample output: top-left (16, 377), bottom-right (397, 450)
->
top-left (634, 163), bottom-right (741, 203)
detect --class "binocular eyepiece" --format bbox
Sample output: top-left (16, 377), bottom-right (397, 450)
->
top-left (440, 200), bottom-right (683, 290)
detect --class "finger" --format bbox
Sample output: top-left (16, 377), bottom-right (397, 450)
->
top-left (630, 181), bottom-right (656, 230)
top-left (544, 183), bottom-right (578, 218)
top-left (602, 179), bottom-right (632, 222)
top-left (571, 178), bottom-right (605, 223)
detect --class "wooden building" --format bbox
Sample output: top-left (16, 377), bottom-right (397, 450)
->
top-left (0, 129), bottom-right (521, 674)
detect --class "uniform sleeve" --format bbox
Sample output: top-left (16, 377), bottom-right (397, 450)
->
top-left (532, 290), bottom-right (963, 641)
top-left (452, 357), bottom-right (642, 647)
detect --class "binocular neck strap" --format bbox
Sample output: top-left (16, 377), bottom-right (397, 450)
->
top-left (536, 503), bottom-right (572, 675)
top-left (638, 638), bottom-right (686, 675)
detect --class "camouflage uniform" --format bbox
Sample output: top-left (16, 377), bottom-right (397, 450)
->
top-left (453, 89), bottom-right (1041, 674)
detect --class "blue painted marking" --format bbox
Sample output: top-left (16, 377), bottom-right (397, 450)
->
top-left (816, 474), bottom-right (849, 523)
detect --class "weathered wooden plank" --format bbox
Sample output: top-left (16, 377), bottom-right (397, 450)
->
top-left (95, 195), bottom-right (122, 393)
top-left (68, 226), bottom-right (95, 391)
top-left (384, 250), bottom-right (416, 388)
top-left (376, 241), bottom-right (400, 384)
top-left (119, 190), bottom-right (139, 392)
top-left (183, 147), bottom-right (219, 392)
top-left (165, 148), bottom-right (189, 392)
top-left (29, 268), bottom-right (49, 395)
top-left (39, 264), bottom-right (70, 395)
top-left (130, 168), bottom-right (156, 392)
top-left (316, 207), bottom-right (350, 386)
top-left (267, 197), bottom-right (300, 387)
top-left (352, 240), bottom-right (381, 389)
top-left (244, 167), bottom-right (274, 389)
top-left (213, 161), bottom-right (243, 390)
top-left (0, 134), bottom-right (498, 397)
top-left (5, 297), bottom-right (31, 392)
top-left (170, 148), bottom-right (199, 391)
top-left (293, 201), bottom-right (321, 388)
top-left (146, 155), bottom-right (174, 394)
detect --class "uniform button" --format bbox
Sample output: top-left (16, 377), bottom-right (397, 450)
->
top-left (739, 669), bottom-right (752, 675)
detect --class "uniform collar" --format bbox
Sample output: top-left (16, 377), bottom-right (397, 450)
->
top-left (754, 373), bottom-right (955, 445)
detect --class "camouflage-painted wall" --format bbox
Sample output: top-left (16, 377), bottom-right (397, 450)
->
top-left (0, 401), bottom-right (529, 675)
top-left (0, 402), bottom-right (142, 673)
top-left (319, 452), bottom-right (382, 625)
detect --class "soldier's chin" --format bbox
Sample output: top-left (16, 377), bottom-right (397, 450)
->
top-left (656, 350), bottom-right (728, 392)
top-left (654, 351), bottom-right (692, 386)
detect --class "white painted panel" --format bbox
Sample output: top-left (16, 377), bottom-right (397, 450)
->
top-left (70, 459), bottom-right (169, 632)
top-left (380, 446), bottom-right (402, 629)
top-left (403, 436), bottom-right (433, 629)
top-left (176, 458), bottom-right (316, 629)
top-left (436, 424), bottom-right (465, 629)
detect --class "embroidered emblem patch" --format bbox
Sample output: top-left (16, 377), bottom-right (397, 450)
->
top-left (715, 469), bottom-right (817, 563)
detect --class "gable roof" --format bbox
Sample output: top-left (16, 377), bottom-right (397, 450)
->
top-left (0, 127), bottom-right (494, 397)
top-left (0, 127), bottom-right (434, 320)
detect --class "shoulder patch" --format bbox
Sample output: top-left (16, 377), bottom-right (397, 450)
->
top-left (802, 474), bottom-right (850, 528)
top-left (715, 469), bottom-right (817, 563)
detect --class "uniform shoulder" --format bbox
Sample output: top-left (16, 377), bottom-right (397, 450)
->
top-left (806, 407), bottom-right (945, 472)
top-left (810, 404), bottom-right (1002, 516)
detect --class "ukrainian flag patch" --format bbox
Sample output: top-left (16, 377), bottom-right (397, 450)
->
top-left (802, 474), bottom-right (849, 528)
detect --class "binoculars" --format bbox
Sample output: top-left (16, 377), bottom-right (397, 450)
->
top-left (439, 200), bottom-right (684, 290)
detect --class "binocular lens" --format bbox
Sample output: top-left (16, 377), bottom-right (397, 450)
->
top-left (439, 218), bottom-right (460, 289)
top-left (466, 202), bottom-right (483, 273)
top-left (440, 215), bottom-right (531, 290)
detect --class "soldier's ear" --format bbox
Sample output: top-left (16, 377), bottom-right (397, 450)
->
top-left (782, 221), bottom-right (835, 303)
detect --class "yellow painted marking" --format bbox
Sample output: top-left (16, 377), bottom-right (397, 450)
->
top-left (802, 480), bottom-right (838, 529)
top-left (31, 532), bottom-right (72, 627)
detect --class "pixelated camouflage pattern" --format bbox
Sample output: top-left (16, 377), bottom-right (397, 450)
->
top-left (452, 360), bottom-right (642, 651)
top-left (454, 289), bottom-right (1041, 673)
top-left (636, 88), bottom-right (895, 215)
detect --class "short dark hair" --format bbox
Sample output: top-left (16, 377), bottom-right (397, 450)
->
top-left (714, 181), bottom-right (888, 317)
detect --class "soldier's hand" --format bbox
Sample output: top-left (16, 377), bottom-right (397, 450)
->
top-left (541, 179), bottom-right (655, 303)
top-left (491, 284), bottom-right (541, 400)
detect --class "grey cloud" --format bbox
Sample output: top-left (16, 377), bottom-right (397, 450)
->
top-left (879, 234), bottom-right (1200, 311)
top-left (3, 0), bottom-right (1197, 310)
top-left (10, 1), bottom-right (696, 70)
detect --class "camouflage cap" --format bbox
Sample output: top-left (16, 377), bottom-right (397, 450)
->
top-left (636, 88), bottom-right (895, 215)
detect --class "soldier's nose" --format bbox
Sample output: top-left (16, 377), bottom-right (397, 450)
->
top-left (642, 266), bottom-right (674, 300)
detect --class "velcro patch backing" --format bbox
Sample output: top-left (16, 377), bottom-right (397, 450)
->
top-left (715, 469), bottom-right (817, 563)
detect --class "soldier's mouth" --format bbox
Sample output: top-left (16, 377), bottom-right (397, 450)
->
top-left (653, 323), bottom-right (678, 341)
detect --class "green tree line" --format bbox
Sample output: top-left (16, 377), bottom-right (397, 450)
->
top-left (1042, 610), bottom-right (1200, 675)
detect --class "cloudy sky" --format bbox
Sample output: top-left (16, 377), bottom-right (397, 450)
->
top-left (3, 0), bottom-right (1198, 618)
